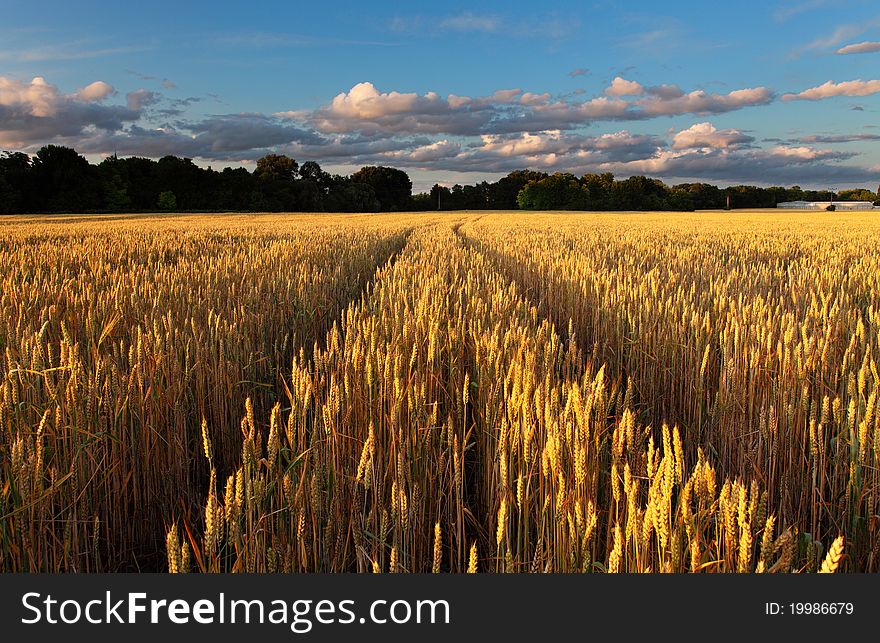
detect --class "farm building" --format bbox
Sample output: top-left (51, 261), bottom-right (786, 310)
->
top-left (777, 200), bottom-right (877, 210)
top-left (776, 201), bottom-right (880, 210)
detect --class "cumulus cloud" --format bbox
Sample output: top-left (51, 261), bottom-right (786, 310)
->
top-left (519, 92), bottom-right (551, 106)
top-left (487, 89), bottom-right (522, 104)
top-left (765, 145), bottom-right (852, 161)
top-left (783, 79), bottom-right (880, 100)
top-left (74, 81), bottom-right (115, 102)
top-left (490, 84), bottom-right (772, 133)
top-left (0, 75), bottom-right (139, 147)
top-left (289, 79), bottom-right (775, 139)
top-left (357, 118), bottom-right (869, 187)
top-left (637, 87), bottom-right (773, 115)
top-left (568, 68), bottom-right (589, 77)
top-left (299, 81), bottom-right (495, 136)
top-left (411, 130), bottom-right (666, 173)
top-left (383, 139), bottom-right (461, 163)
top-left (3, 73), bottom-right (876, 188)
top-left (581, 144), bottom-right (867, 185)
top-left (1, 76), bottom-right (61, 117)
top-left (672, 122), bottom-right (754, 149)
top-left (836, 41), bottom-right (880, 54)
top-left (605, 77), bottom-right (644, 97)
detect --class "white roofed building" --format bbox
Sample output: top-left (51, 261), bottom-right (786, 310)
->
top-left (777, 200), bottom-right (877, 210)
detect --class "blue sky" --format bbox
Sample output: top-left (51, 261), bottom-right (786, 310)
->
top-left (1, 0), bottom-right (879, 191)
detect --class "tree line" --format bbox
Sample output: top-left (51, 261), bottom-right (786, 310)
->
top-left (1, 145), bottom-right (877, 214)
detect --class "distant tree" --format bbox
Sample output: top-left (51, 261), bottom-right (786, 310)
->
top-left (489, 170), bottom-right (548, 209)
top-left (254, 154), bottom-right (300, 211)
top-left (452, 182), bottom-right (489, 209)
top-left (664, 189), bottom-right (696, 211)
top-left (0, 175), bottom-right (17, 213)
top-left (4, 142), bottom-right (878, 214)
top-left (255, 154), bottom-right (299, 182)
top-left (296, 161), bottom-right (333, 211)
top-left (516, 173), bottom-right (590, 210)
top-left (670, 183), bottom-right (722, 210)
top-left (609, 175), bottom-right (670, 210)
top-left (786, 185), bottom-right (805, 202)
top-left (728, 185), bottom-right (775, 208)
top-left (428, 184), bottom-right (450, 210)
top-left (158, 191), bottom-right (177, 210)
top-left (98, 156), bottom-right (132, 211)
top-left (116, 157), bottom-right (160, 210)
top-left (156, 155), bottom-right (208, 210)
top-left (30, 145), bottom-right (100, 212)
top-left (0, 151), bottom-right (32, 213)
top-left (580, 172), bottom-right (615, 209)
top-left (410, 191), bottom-right (436, 211)
top-left (216, 167), bottom-right (256, 210)
top-left (325, 178), bottom-right (380, 212)
top-left (766, 186), bottom-right (789, 206)
top-left (350, 166), bottom-right (412, 211)
top-left (299, 161), bottom-right (332, 191)
top-left (837, 188), bottom-right (876, 202)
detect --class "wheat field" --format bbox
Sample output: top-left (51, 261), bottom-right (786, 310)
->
top-left (1, 210), bottom-right (877, 573)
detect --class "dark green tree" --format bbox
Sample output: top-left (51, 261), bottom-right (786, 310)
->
top-left (98, 155), bottom-right (132, 211)
top-left (157, 191), bottom-right (177, 210)
top-left (488, 170), bottom-right (548, 209)
top-left (516, 173), bottom-right (590, 210)
top-left (0, 152), bottom-right (32, 213)
top-left (326, 178), bottom-right (380, 212)
top-left (349, 166), bottom-right (412, 211)
top-left (254, 153), bottom-right (300, 211)
top-left (30, 145), bottom-right (100, 212)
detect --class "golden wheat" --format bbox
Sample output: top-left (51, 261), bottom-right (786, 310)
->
top-left (1, 210), bottom-right (877, 573)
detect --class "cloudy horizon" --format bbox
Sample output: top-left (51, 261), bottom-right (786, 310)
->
top-left (2, 1), bottom-right (879, 192)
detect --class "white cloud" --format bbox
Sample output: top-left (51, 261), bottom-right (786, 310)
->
top-left (304, 82), bottom-right (495, 136)
top-left (519, 92), bottom-right (551, 106)
top-left (288, 79), bottom-right (776, 139)
top-left (385, 139), bottom-right (461, 163)
top-left (4, 72), bottom-right (875, 189)
top-left (487, 89), bottom-right (522, 104)
top-left (672, 122), bottom-right (754, 150)
top-left (836, 41), bottom-right (880, 55)
top-left (605, 77), bottom-right (644, 97)
top-left (0, 76), bottom-right (60, 117)
top-left (637, 87), bottom-right (773, 115)
top-left (765, 145), bottom-right (847, 161)
top-left (0, 75), bottom-right (138, 147)
top-left (74, 81), bottom-right (114, 102)
top-left (782, 79), bottom-right (880, 100)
